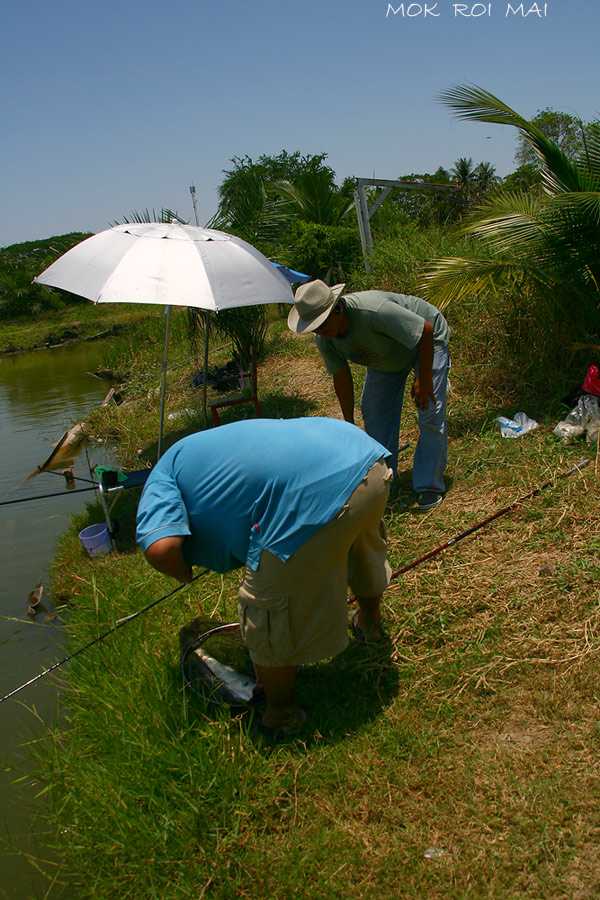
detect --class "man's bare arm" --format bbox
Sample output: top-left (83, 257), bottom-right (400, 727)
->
top-left (144, 536), bottom-right (193, 583)
top-left (333, 364), bottom-right (355, 423)
top-left (411, 320), bottom-right (436, 410)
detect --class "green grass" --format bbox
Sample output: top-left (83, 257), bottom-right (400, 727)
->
top-left (6, 301), bottom-right (600, 900)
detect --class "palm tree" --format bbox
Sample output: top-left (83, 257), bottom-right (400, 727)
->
top-left (420, 85), bottom-right (600, 334)
top-left (450, 156), bottom-right (476, 190)
top-left (473, 161), bottom-right (501, 199)
top-left (113, 208), bottom-right (187, 226)
top-left (274, 169), bottom-right (354, 226)
top-left (208, 168), bottom-right (283, 249)
top-left (272, 172), bottom-right (358, 282)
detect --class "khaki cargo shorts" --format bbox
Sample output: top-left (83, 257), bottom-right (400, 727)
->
top-left (238, 458), bottom-right (393, 667)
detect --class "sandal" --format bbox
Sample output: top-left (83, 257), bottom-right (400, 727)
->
top-left (256, 718), bottom-right (290, 741)
top-left (256, 710), bottom-right (306, 741)
top-left (350, 610), bottom-right (382, 644)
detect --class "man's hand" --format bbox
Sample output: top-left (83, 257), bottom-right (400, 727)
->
top-left (411, 377), bottom-right (435, 411)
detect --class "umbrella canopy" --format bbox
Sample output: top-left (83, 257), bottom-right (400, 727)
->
top-left (34, 223), bottom-right (295, 457)
top-left (34, 223), bottom-right (295, 310)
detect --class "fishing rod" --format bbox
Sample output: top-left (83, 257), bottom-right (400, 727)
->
top-left (393, 457), bottom-right (588, 581)
top-left (1, 464), bottom-right (102, 507)
top-left (0, 485), bottom-right (100, 506)
top-left (350, 456), bottom-right (590, 603)
top-left (1, 569), bottom-right (209, 704)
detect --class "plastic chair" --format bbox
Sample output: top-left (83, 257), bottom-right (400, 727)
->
top-left (207, 353), bottom-right (262, 426)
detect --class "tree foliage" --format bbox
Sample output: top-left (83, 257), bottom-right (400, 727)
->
top-left (421, 85), bottom-right (600, 348)
top-left (0, 233), bottom-right (91, 320)
top-left (514, 108), bottom-right (596, 169)
top-left (211, 150), bottom-right (360, 283)
top-left (113, 208), bottom-right (187, 226)
top-left (210, 151), bottom-right (337, 248)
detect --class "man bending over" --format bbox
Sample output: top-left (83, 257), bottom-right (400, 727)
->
top-left (136, 417), bottom-right (393, 733)
top-left (288, 280), bottom-right (450, 512)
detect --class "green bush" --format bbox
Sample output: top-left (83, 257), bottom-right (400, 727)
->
top-left (0, 233), bottom-right (91, 320)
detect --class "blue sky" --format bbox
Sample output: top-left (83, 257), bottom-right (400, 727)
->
top-left (1, 0), bottom-right (598, 247)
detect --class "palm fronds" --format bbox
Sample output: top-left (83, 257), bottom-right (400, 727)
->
top-left (274, 172), bottom-right (354, 226)
top-left (437, 85), bottom-right (588, 194)
top-left (424, 84), bottom-right (600, 329)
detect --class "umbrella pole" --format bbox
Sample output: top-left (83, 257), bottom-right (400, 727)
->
top-left (157, 305), bottom-right (171, 459)
top-left (202, 310), bottom-right (210, 426)
top-left (189, 185), bottom-right (211, 428)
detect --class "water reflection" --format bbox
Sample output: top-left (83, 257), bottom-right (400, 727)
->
top-left (0, 341), bottom-right (116, 899)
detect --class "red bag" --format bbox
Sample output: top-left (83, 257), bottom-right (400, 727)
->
top-left (582, 364), bottom-right (600, 397)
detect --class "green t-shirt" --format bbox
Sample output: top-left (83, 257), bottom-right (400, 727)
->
top-left (316, 291), bottom-right (450, 374)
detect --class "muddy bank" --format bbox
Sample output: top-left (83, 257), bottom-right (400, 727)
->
top-left (1, 321), bottom-right (131, 356)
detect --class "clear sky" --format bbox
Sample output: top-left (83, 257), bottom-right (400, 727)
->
top-left (1, 0), bottom-right (598, 248)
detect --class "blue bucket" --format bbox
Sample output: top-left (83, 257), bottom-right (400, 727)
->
top-left (79, 523), bottom-right (111, 557)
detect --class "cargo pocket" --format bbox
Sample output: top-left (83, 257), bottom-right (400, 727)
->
top-left (238, 588), bottom-right (294, 662)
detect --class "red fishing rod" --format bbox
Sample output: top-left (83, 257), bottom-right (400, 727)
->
top-left (350, 457), bottom-right (589, 603)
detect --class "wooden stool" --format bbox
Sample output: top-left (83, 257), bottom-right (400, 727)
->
top-left (207, 355), bottom-right (262, 426)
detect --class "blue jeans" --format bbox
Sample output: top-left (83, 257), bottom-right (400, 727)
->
top-left (359, 346), bottom-right (449, 493)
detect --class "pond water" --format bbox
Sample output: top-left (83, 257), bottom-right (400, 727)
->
top-left (0, 341), bottom-right (116, 899)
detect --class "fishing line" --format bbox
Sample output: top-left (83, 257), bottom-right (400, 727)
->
top-left (349, 457), bottom-right (590, 603)
top-left (1, 569), bottom-right (209, 703)
top-left (1, 465), bottom-right (101, 507)
top-left (40, 467), bottom-right (99, 486)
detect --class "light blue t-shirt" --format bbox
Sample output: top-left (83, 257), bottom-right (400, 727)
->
top-left (136, 417), bottom-right (389, 573)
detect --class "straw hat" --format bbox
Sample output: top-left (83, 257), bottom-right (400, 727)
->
top-left (287, 280), bottom-right (346, 334)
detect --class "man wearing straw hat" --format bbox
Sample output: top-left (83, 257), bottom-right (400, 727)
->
top-left (288, 280), bottom-right (450, 512)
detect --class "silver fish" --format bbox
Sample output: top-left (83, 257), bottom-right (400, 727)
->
top-left (193, 647), bottom-right (257, 704)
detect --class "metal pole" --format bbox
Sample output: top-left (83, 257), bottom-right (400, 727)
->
top-left (190, 184), bottom-right (211, 427)
top-left (354, 189), bottom-right (371, 274)
top-left (190, 183), bottom-right (199, 226)
top-left (358, 182), bottom-right (373, 256)
top-left (157, 305), bottom-right (171, 459)
top-left (202, 311), bottom-right (210, 426)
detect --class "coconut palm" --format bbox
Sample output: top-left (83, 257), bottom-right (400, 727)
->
top-left (113, 208), bottom-right (187, 226)
top-left (208, 167), bottom-right (283, 249)
top-left (420, 85), bottom-right (600, 331)
top-left (209, 151), bottom-right (339, 251)
top-left (272, 172), bottom-right (358, 283)
top-left (473, 161), bottom-right (501, 198)
top-left (450, 156), bottom-right (476, 190)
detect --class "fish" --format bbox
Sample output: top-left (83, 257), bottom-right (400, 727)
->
top-left (193, 646), bottom-right (257, 704)
top-left (21, 422), bottom-right (87, 483)
top-left (26, 577), bottom-right (44, 616)
top-left (28, 577), bottom-right (43, 606)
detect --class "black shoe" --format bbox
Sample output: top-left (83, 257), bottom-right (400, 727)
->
top-left (417, 492), bottom-right (443, 512)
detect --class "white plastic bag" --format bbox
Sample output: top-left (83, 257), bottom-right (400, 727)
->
top-left (496, 412), bottom-right (539, 439)
top-left (553, 395), bottom-right (600, 444)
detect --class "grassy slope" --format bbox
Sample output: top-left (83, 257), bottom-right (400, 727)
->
top-left (0, 303), bottom-right (157, 354)
top-left (0, 233), bottom-right (161, 353)
top-left (15, 311), bottom-right (600, 900)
